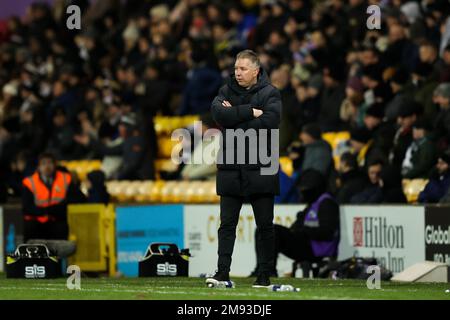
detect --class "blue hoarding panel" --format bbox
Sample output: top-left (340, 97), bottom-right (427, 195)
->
top-left (116, 205), bottom-right (184, 277)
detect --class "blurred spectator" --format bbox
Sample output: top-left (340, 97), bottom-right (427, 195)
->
top-left (86, 170), bottom-right (110, 204)
top-left (340, 76), bottom-right (364, 128)
top-left (289, 123), bottom-right (333, 178)
top-left (178, 42), bottom-right (222, 115)
top-left (418, 149), bottom-right (450, 203)
top-left (418, 41), bottom-right (444, 81)
top-left (389, 101), bottom-right (421, 170)
top-left (401, 119), bottom-right (436, 179)
top-left (67, 171), bottom-right (87, 204)
top-left (377, 165), bottom-right (407, 203)
top-left (385, 67), bottom-right (410, 121)
top-left (361, 63), bottom-right (392, 106)
top-left (410, 62), bottom-right (439, 122)
top-left (181, 113), bottom-right (219, 181)
top-left (5, 151), bottom-right (33, 199)
top-left (318, 65), bottom-right (346, 132)
top-left (363, 102), bottom-right (395, 159)
top-left (431, 83), bottom-right (450, 150)
top-left (46, 107), bottom-right (78, 160)
top-left (349, 126), bottom-right (376, 168)
top-left (440, 44), bottom-right (450, 83)
top-left (350, 157), bottom-right (384, 204)
top-left (335, 152), bottom-right (367, 204)
top-left (384, 23), bottom-right (418, 72)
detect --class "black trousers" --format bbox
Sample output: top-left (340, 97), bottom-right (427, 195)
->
top-left (24, 220), bottom-right (68, 242)
top-left (218, 194), bottom-right (275, 275)
top-left (255, 225), bottom-right (314, 272)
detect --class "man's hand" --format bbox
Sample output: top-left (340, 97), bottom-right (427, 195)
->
top-left (253, 108), bottom-right (263, 118)
top-left (221, 100), bottom-right (232, 107)
top-left (74, 134), bottom-right (90, 146)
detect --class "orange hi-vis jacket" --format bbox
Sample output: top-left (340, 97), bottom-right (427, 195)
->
top-left (22, 171), bottom-right (72, 223)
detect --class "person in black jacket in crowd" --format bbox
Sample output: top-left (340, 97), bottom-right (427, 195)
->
top-left (206, 50), bottom-right (281, 288)
top-left (419, 149), bottom-right (450, 203)
top-left (335, 152), bottom-right (367, 204)
top-left (378, 165), bottom-right (407, 203)
top-left (350, 157), bottom-right (384, 203)
top-left (389, 101), bottom-right (421, 170)
top-left (86, 170), bottom-right (110, 204)
top-left (250, 169), bottom-right (340, 276)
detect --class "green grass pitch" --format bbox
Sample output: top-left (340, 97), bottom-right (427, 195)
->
top-left (0, 274), bottom-right (449, 300)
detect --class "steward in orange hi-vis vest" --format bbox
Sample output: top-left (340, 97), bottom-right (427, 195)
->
top-left (22, 171), bottom-right (72, 210)
top-left (21, 153), bottom-right (76, 241)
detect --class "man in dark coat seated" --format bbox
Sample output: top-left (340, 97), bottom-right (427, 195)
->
top-left (250, 169), bottom-right (340, 277)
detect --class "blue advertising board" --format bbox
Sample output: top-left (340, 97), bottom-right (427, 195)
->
top-left (116, 205), bottom-right (184, 277)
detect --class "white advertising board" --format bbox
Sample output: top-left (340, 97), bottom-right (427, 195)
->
top-left (338, 206), bottom-right (425, 274)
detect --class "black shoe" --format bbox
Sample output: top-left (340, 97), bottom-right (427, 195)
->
top-left (206, 271), bottom-right (231, 288)
top-left (207, 271), bottom-right (230, 282)
top-left (252, 274), bottom-right (270, 288)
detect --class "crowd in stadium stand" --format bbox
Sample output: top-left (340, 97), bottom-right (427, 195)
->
top-left (0, 0), bottom-right (450, 205)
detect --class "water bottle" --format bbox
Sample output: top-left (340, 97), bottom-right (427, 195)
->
top-left (207, 280), bottom-right (235, 288)
top-left (217, 280), bottom-right (235, 288)
top-left (268, 285), bottom-right (282, 291)
top-left (279, 285), bottom-right (300, 292)
top-left (268, 284), bottom-right (300, 292)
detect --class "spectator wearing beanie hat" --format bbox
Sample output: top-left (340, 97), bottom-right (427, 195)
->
top-left (389, 101), bottom-right (422, 170)
top-left (363, 102), bottom-right (396, 160)
top-left (349, 127), bottom-right (372, 167)
top-left (401, 118), bottom-right (437, 179)
top-left (340, 76), bottom-right (365, 128)
top-left (385, 67), bottom-right (411, 121)
top-left (432, 83), bottom-right (450, 148)
top-left (361, 63), bottom-right (393, 105)
top-left (411, 61), bottom-right (439, 122)
top-left (293, 123), bottom-right (333, 178)
top-left (318, 64), bottom-right (346, 132)
top-left (419, 149), bottom-right (450, 203)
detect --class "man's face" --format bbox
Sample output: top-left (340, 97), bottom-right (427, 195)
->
top-left (435, 95), bottom-right (450, 109)
top-left (419, 45), bottom-right (437, 63)
top-left (38, 158), bottom-right (56, 178)
top-left (361, 50), bottom-right (377, 66)
top-left (368, 164), bottom-right (382, 184)
top-left (364, 115), bottom-right (381, 130)
top-left (338, 161), bottom-right (350, 174)
top-left (436, 158), bottom-right (449, 174)
top-left (443, 50), bottom-right (450, 65)
top-left (299, 132), bottom-right (314, 145)
top-left (53, 113), bottom-right (66, 127)
top-left (398, 114), bottom-right (416, 129)
top-left (413, 127), bottom-right (426, 140)
top-left (234, 58), bottom-right (259, 88)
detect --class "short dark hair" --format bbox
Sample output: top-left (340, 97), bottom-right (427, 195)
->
top-left (236, 49), bottom-right (261, 69)
top-left (367, 156), bottom-right (385, 168)
top-left (301, 123), bottom-right (322, 140)
top-left (38, 152), bottom-right (57, 164)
